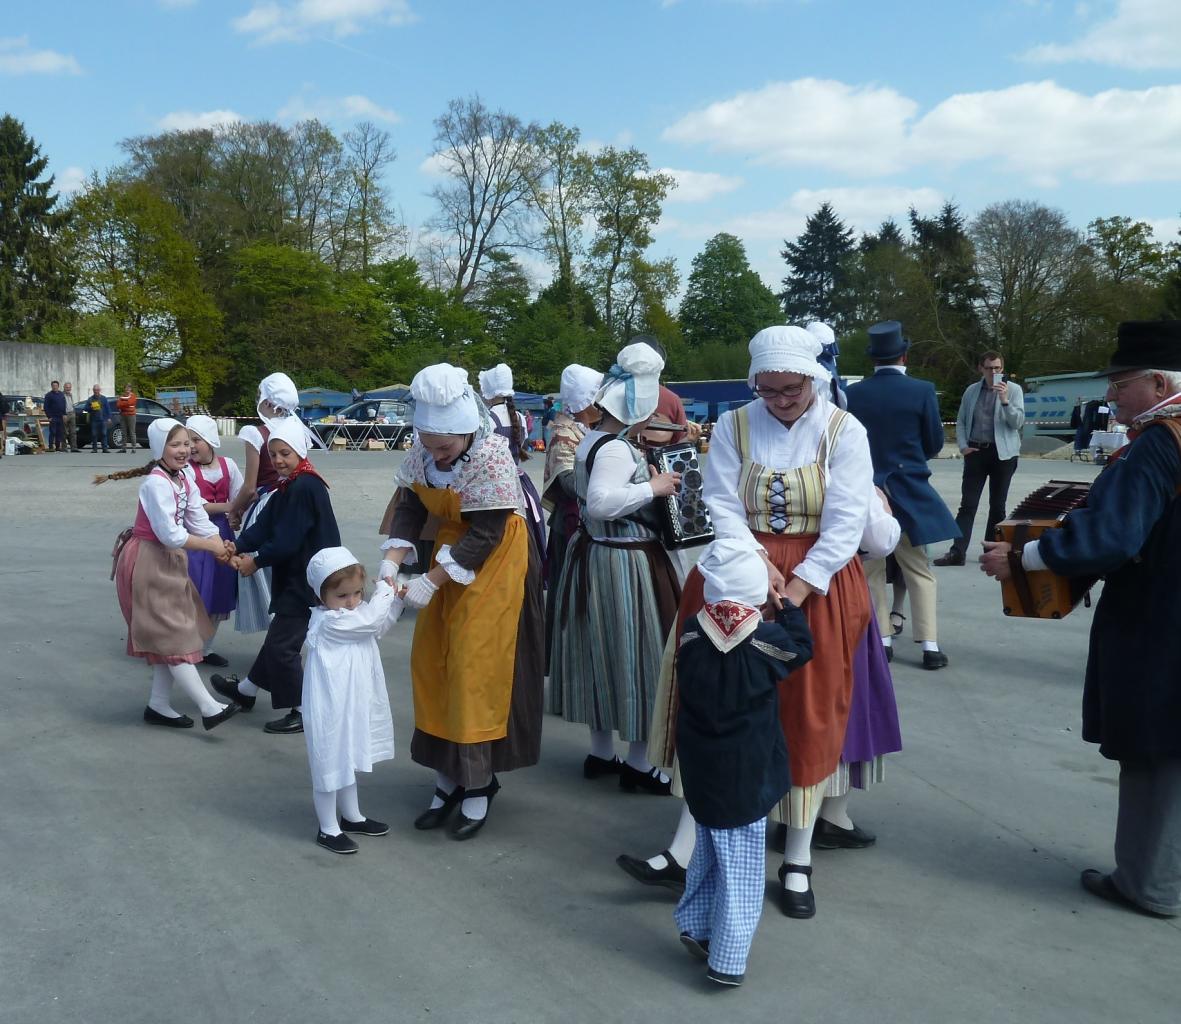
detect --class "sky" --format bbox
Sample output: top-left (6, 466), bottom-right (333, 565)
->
top-left (4, 0), bottom-right (1181, 297)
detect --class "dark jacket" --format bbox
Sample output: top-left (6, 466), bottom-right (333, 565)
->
top-left (1039, 422), bottom-right (1181, 760)
top-left (43, 390), bottom-right (67, 417)
top-left (675, 604), bottom-right (813, 829)
top-left (237, 473), bottom-right (340, 616)
top-left (844, 369), bottom-right (960, 545)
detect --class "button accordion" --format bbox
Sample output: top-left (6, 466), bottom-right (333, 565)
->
top-left (997, 480), bottom-right (1095, 619)
top-left (647, 441), bottom-right (715, 549)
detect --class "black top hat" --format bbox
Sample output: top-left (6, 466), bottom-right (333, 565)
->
top-left (866, 320), bottom-right (910, 360)
top-left (1100, 320), bottom-right (1181, 375)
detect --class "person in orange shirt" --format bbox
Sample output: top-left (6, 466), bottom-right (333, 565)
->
top-left (116, 384), bottom-right (138, 454)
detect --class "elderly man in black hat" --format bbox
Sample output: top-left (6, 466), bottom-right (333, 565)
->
top-left (845, 321), bottom-right (959, 670)
top-left (982, 320), bottom-right (1181, 918)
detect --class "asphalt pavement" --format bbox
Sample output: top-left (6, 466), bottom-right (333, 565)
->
top-left (0, 443), bottom-right (1176, 1024)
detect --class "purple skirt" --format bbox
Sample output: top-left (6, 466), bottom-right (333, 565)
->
top-left (842, 605), bottom-right (903, 783)
top-left (187, 513), bottom-right (237, 617)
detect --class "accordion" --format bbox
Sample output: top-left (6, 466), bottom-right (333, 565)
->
top-left (997, 480), bottom-right (1094, 619)
top-left (647, 441), bottom-right (715, 549)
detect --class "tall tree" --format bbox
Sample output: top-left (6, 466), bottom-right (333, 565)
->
top-left (336, 121), bottom-right (400, 273)
top-left (779, 201), bottom-right (854, 327)
top-left (527, 121), bottom-right (589, 298)
top-left (679, 233), bottom-right (781, 347)
top-left (0, 115), bottom-right (74, 339)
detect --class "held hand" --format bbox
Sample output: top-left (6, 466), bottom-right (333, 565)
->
top-left (237, 554), bottom-right (258, 578)
top-left (402, 574), bottom-right (439, 610)
top-left (378, 559), bottom-right (399, 582)
top-left (760, 551), bottom-right (789, 610)
top-left (873, 486), bottom-right (892, 516)
top-left (980, 541), bottom-right (1012, 581)
top-left (782, 576), bottom-right (813, 610)
top-left (649, 471), bottom-right (682, 498)
top-left (223, 539), bottom-right (237, 557)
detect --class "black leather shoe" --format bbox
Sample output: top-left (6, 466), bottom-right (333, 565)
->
top-left (264, 710), bottom-right (302, 734)
top-left (414, 785), bottom-right (466, 830)
top-left (933, 551), bottom-right (966, 566)
top-left (340, 817), bottom-right (389, 837)
top-left (619, 762), bottom-right (672, 795)
top-left (889, 611), bottom-right (906, 637)
top-left (706, 968), bottom-right (744, 987)
top-left (1080, 869), bottom-right (1174, 918)
top-left (449, 776), bottom-right (500, 841)
top-left (316, 831), bottom-right (359, 855)
top-left (922, 650), bottom-right (950, 670)
top-left (679, 933), bottom-right (710, 962)
top-left (211, 673), bottom-right (255, 711)
top-left (202, 652), bottom-right (230, 668)
top-left (202, 703), bottom-right (240, 731)
top-left (777, 862), bottom-right (816, 919)
top-left (143, 706), bottom-right (194, 729)
top-left (583, 754), bottom-right (622, 779)
top-left (615, 851), bottom-right (686, 893)
top-left (813, 818), bottom-right (877, 850)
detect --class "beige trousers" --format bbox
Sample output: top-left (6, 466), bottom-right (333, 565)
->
top-left (865, 534), bottom-right (938, 643)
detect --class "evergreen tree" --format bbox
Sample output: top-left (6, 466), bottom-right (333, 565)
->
top-left (779, 202), bottom-right (854, 327)
top-left (0, 115), bottom-right (74, 339)
top-left (680, 233), bottom-right (782, 348)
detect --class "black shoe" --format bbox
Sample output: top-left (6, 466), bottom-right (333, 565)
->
top-left (885, 645), bottom-right (894, 663)
top-left (340, 817), bottom-right (389, 837)
top-left (143, 706), bottom-right (194, 729)
top-left (1079, 869), bottom-right (1174, 918)
top-left (583, 753), bottom-right (622, 779)
top-left (202, 703), bottom-right (240, 731)
top-left (889, 611), bottom-right (906, 637)
top-left (264, 710), bottom-right (303, 734)
top-left (777, 863), bottom-right (816, 919)
top-left (449, 776), bottom-right (500, 841)
top-left (316, 831), bottom-right (359, 855)
top-left (813, 818), bottom-right (877, 850)
top-left (933, 551), bottom-right (965, 567)
top-left (679, 933), bottom-right (710, 962)
top-left (414, 785), bottom-right (466, 830)
top-left (922, 650), bottom-right (949, 670)
top-left (202, 652), bottom-right (230, 668)
top-left (211, 673), bottom-right (255, 711)
top-left (615, 851), bottom-right (687, 893)
top-left (706, 968), bottom-right (745, 987)
top-left (619, 762), bottom-right (672, 795)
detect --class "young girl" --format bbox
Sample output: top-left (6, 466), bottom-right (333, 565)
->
top-left (303, 547), bottom-right (403, 854)
top-left (184, 414), bottom-right (243, 667)
top-left (102, 418), bottom-right (241, 731)
top-left (212, 414), bottom-right (340, 734)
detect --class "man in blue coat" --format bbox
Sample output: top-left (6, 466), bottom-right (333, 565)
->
top-left (845, 321), bottom-right (959, 670)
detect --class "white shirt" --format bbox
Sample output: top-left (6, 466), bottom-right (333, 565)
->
top-left (139, 472), bottom-right (220, 548)
top-left (576, 430), bottom-right (654, 523)
top-left (238, 424), bottom-right (265, 452)
top-left (703, 397), bottom-right (874, 594)
top-left (489, 404), bottom-right (528, 434)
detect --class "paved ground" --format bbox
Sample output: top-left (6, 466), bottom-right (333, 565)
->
top-left (1, 444), bottom-right (1176, 1024)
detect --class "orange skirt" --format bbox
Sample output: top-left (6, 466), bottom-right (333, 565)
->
top-left (673, 533), bottom-right (869, 788)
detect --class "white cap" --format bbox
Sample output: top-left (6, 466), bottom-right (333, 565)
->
top-left (306, 546), bottom-right (361, 596)
top-left (595, 342), bottom-right (665, 425)
top-left (697, 538), bottom-right (768, 609)
top-left (747, 326), bottom-right (831, 388)
top-left (559, 364), bottom-right (603, 416)
top-left (805, 321), bottom-right (836, 348)
top-left (148, 418), bottom-right (183, 460)
top-left (411, 363), bottom-right (480, 435)
top-left (267, 413), bottom-right (310, 459)
top-left (257, 372), bottom-right (299, 416)
top-left (478, 363), bottom-right (514, 400)
top-left (185, 414), bottom-right (220, 449)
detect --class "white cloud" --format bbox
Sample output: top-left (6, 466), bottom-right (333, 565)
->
top-left (157, 109), bottom-right (244, 131)
top-left (1024, 0), bottom-right (1181, 70)
top-left (659, 168), bottom-right (744, 203)
top-left (716, 186), bottom-right (945, 242)
top-left (417, 151), bottom-right (450, 178)
top-left (1146, 217), bottom-right (1181, 246)
top-left (278, 90), bottom-right (400, 124)
top-left (663, 78), bottom-right (917, 176)
top-left (0, 36), bottom-right (82, 75)
top-left (55, 166), bottom-right (88, 194)
top-left (233, 0), bottom-right (417, 45)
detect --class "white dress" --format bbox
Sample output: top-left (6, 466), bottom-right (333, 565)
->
top-left (303, 581), bottom-right (402, 792)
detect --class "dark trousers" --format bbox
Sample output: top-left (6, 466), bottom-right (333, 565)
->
top-left (91, 418), bottom-right (108, 451)
top-left (121, 414), bottom-right (136, 451)
top-left (48, 416), bottom-right (64, 450)
top-left (247, 608), bottom-right (311, 709)
top-left (951, 446), bottom-right (1018, 556)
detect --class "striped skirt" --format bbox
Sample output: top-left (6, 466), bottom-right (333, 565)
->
top-left (233, 490), bottom-right (274, 634)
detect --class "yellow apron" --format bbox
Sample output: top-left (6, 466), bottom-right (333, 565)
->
top-left (409, 483), bottom-right (528, 744)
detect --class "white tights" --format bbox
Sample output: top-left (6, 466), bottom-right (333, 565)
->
top-left (313, 784), bottom-right (363, 836)
top-left (781, 798), bottom-right (824, 893)
top-left (647, 801), bottom-right (698, 870)
top-left (147, 664), bottom-right (225, 719)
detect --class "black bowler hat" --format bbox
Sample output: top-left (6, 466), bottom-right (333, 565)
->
top-left (1101, 320), bottom-right (1181, 375)
top-left (866, 320), bottom-right (910, 359)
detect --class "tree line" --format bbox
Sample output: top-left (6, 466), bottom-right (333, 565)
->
top-left (2, 105), bottom-right (1179, 415)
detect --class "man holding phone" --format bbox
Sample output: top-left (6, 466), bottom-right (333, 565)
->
top-left (935, 351), bottom-right (1025, 566)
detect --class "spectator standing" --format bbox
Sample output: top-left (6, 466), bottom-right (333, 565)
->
top-left (62, 383), bottom-right (79, 451)
top-left (43, 380), bottom-right (67, 452)
top-left (116, 384), bottom-right (138, 454)
top-left (935, 352), bottom-right (1025, 566)
top-left (0, 391), bottom-right (8, 459)
top-left (87, 385), bottom-right (112, 453)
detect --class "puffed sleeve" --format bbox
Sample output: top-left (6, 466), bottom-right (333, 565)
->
top-left (238, 425), bottom-right (264, 452)
top-left (702, 410), bottom-right (758, 549)
top-left (139, 475), bottom-right (189, 549)
top-left (860, 487), bottom-right (901, 558)
top-left (584, 440), bottom-right (654, 521)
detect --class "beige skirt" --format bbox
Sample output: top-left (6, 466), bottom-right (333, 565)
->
top-left (116, 536), bottom-right (213, 665)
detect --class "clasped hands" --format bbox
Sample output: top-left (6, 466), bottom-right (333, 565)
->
top-left (216, 539), bottom-right (256, 576)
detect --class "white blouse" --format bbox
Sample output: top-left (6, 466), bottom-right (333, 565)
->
top-left (139, 472), bottom-right (220, 549)
top-left (489, 404), bottom-right (528, 433)
top-left (576, 430), bottom-right (654, 523)
top-left (703, 396), bottom-right (874, 594)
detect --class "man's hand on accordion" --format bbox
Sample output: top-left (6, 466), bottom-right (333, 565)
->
top-left (980, 540), bottom-right (1012, 581)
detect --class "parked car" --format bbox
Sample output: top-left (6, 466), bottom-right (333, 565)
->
top-left (75, 397), bottom-right (174, 450)
top-left (311, 399), bottom-right (413, 449)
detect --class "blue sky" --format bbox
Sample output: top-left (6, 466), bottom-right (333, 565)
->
top-left (4, 0), bottom-right (1181, 295)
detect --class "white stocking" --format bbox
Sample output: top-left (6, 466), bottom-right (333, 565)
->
top-left (460, 776), bottom-right (493, 821)
top-left (589, 728), bottom-right (615, 760)
top-left (648, 801), bottom-right (697, 870)
top-left (428, 771), bottom-right (459, 810)
top-left (238, 676), bottom-right (260, 697)
top-left (782, 803), bottom-right (821, 893)
top-left (313, 790), bottom-right (340, 835)
top-left (820, 792), bottom-right (854, 830)
top-left (169, 663), bottom-right (224, 718)
top-left (147, 665), bottom-right (180, 718)
top-left (625, 741), bottom-right (670, 784)
top-left (337, 783), bottom-right (362, 823)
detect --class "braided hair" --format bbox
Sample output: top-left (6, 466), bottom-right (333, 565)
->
top-left (93, 423), bottom-right (188, 485)
top-left (503, 394), bottom-right (527, 460)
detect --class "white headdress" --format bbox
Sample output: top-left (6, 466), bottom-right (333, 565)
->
top-left (185, 414), bottom-right (220, 450)
top-left (560, 364), bottom-right (603, 416)
top-left (595, 343), bottom-right (665, 425)
top-left (805, 321), bottom-right (836, 348)
top-left (696, 538), bottom-right (769, 609)
top-left (478, 363), bottom-right (514, 400)
top-left (257, 372), bottom-right (299, 416)
top-left (306, 546), bottom-right (361, 596)
top-left (267, 412), bottom-right (310, 459)
top-left (747, 326), bottom-right (831, 388)
top-left (148, 418), bottom-right (183, 461)
top-left (411, 363), bottom-right (482, 435)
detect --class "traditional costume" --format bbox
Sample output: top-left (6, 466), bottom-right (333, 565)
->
top-left (674, 539), bottom-right (812, 985)
top-left (184, 415), bottom-right (242, 631)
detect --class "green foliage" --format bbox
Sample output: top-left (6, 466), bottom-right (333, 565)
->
top-left (779, 202), bottom-right (855, 328)
top-left (680, 233), bottom-right (781, 348)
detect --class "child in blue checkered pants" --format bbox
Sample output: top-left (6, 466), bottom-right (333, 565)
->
top-left (672, 540), bottom-right (813, 987)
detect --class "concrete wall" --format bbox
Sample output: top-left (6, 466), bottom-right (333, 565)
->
top-left (0, 342), bottom-right (116, 399)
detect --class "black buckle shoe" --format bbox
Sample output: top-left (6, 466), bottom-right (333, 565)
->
top-left (211, 673), bottom-right (255, 711)
top-left (812, 818), bottom-right (877, 850)
top-left (615, 850), bottom-right (686, 893)
top-left (202, 703), bottom-right (241, 731)
top-left (264, 710), bottom-right (303, 734)
top-left (202, 652), bottom-right (230, 668)
top-left (922, 649), bottom-right (949, 670)
top-left (143, 706), bottom-right (194, 729)
top-left (449, 776), bottom-right (500, 841)
top-left (619, 762), bottom-right (672, 795)
top-left (583, 754), bottom-right (622, 779)
top-left (414, 785), bottom-right (466, 830)
top-left (777, 862), bottom-right (816, 919)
